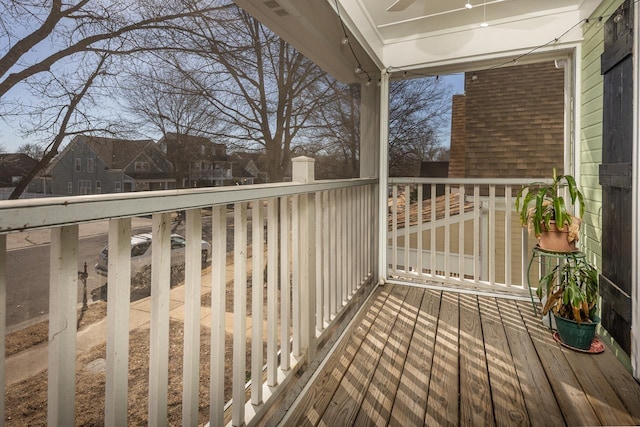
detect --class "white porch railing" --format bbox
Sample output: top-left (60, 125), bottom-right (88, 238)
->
top-left (387, 178), bottom-right (552, 297)
top-left (0, 159), bottom-right (377, 426)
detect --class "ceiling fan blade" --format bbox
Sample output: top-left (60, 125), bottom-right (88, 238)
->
top-left (386, 0), bottom-right (415, 12)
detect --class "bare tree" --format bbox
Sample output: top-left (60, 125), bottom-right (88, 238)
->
top-left (307, 81), bottom-right (360, 178)
top-left (388, 77), bottom-right (451, 176)
top-left (0, 0), bottom-right (224, 198)
top-left (17, 143), bottom-right (44, 160)
top-left (153, 3), bottom-right (334, 182)
top-left (308, 76), bottom-right (451, 179)
top-left (120, 65), bottom-right (222, 137)
top-left (9, 53), bottom-right (109, 199)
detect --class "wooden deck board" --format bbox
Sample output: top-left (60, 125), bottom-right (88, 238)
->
top-left (285, 285), bottom-right (392, 426)
top-left (458, 294), bottom-right (494, 426)
top-left (595, 348), bottom-right (640, 423)
top-left (284, 286), bottom-right (640, 427)
top-left (517, 300), bottom-right (601, 425)
top-left (319, 285), bottom-right (410, 425)
top-left (388, 289), bottom-right (441, 426)
top-left (425, 291), bottom-right (459, 426)
top-left (478, 296), bottom-right (529, 426)
top-left (558, 339), bottom-right (636, 425)
top-left (353, 287), bottom-right (423, 426)
top-left (495, 299), bottom-right (564, 427)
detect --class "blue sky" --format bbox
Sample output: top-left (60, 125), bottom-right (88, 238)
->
top-left (439, 73), bottom-right (465, 148)
top-left (0, 72), bottom-right (467, 153)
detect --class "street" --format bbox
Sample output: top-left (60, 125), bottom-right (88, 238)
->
top-left (6, 234), bottom-right (109, 328)
top-left (4, 210), bottom-right (243, 329)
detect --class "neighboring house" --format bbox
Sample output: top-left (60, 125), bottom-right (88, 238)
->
top-left (0, 153), bottom-right (38, 187)
top-left (158, 133), bottom-right (235, 188)
top-left (231, 151), bottom-right (268, 183)
top-left (231, 156), bottom-right (260, 185)
top-left (31, 135), bottom-right (175, 196)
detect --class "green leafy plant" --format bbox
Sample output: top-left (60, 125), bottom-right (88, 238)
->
top-left (537, 256), bottom-right (598, 323)
top-left (515, 168), bottom-right (585, 241)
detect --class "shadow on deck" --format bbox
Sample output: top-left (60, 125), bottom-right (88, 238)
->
top-left (282, 284), bottom-right (640, 426)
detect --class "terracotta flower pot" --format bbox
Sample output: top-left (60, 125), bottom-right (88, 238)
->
top-left (538, 221), bottom-right (577, 252)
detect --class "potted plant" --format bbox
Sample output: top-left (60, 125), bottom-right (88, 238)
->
top-left (537, 256), bottom-right (599, 350)
top-left (515, 168), bottom-right (585, 252)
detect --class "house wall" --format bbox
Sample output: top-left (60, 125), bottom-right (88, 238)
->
top-left (50, 140), bottom-right (121, 195)
top-left (579, 0), bottom-right (634, 371)
top-left (450, 62), bottom-right (566, 179)
top-left (580, 0), bottom-right (625, 269)
top-left (448, 95), bottom-right (466, 178)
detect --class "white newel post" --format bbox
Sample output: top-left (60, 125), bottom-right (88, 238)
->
top-left (292, 156), bottom-right (317, 361)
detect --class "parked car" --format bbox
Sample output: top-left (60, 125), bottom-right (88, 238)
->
top-left (95, 233), bottom-right (211, 278)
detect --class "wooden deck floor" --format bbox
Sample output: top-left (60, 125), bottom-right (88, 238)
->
top-left (284, 284), bottom-right (640, 426)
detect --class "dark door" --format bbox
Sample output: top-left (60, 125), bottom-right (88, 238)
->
top-left (599, 0), bottom-right (634, 354)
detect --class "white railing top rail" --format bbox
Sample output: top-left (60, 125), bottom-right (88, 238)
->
top-left (0, 178), bottom-right (376, 234)
top-left (388, 177), bottom-right (554, 185)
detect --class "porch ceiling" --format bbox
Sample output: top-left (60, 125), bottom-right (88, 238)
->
top-left (338, 0), bottom-right (602, 73)
top-left (236, 0), bottom-right (602, 82)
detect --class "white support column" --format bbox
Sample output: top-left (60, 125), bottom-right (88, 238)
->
top-left (378, 72), bottom-right (390, 284)
top-left (183, 209), bottom-right (202, 427)
top-left (292, 156), bottom-right (316, 361)
top-left (360, 76), bottom-right (381, 178)
top-left (48, 225), bottom-right (79, 427)
top-left (105, 218), bottom-right (131, 427)
top-left (149, 212), bottom-right (171, 426)
top-left (0, 235), bottom-right (5, 424)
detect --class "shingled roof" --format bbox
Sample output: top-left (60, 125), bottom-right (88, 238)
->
top-left (83, 136), bottom-right (154, 169)
top-left (0, 153), bottom-right (38, 186)
top-left (390, 192), bottom-right (475, 231)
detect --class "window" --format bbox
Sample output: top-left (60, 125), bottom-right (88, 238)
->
top-left (75, 158), bottom-right (81, 172)
top-left (115, 181), bottom-right (121, 192)
top-left (78, 180), bottom-right (91, 195)
top-left (134, 161), bottom-right (150, 171)
top-left (192, 161), bottom-right (200, 170)
top-left (131, 242), bottom-right (150, 257)
top-left (87, 158), bottom-right (94, 173)
top-left (67, 182), bottom-right (73, 194)
top-left (95, 180), bottom-right (101, 194)
top-left (171, 235), bottom-right (186, 249)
